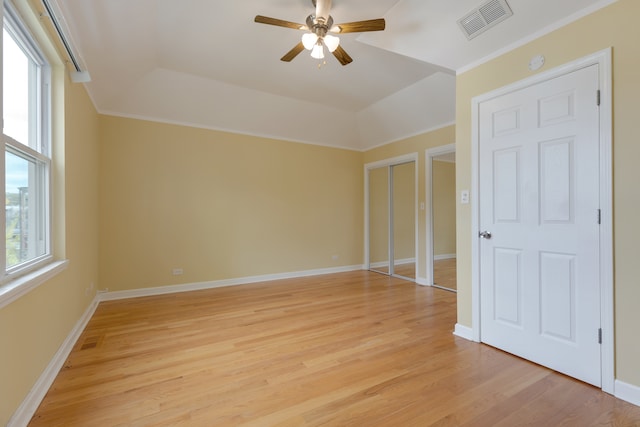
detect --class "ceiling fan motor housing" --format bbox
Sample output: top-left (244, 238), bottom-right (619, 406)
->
top-left (306, 14), bottom-right (333, 37)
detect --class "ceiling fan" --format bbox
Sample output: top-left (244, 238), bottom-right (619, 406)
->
top-left (254, 0), bottom-right (385, 66)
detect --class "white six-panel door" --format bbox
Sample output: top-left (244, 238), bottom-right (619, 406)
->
top-left (479, 64), bottom-right (601, 386)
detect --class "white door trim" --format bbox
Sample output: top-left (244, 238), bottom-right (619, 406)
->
top-left (425, 143), bottom-right (456, 287)
top-left (470, 48), bottom-right (613, 393)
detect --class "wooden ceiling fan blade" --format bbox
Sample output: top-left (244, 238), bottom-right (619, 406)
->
top-left (332, 45), bottom-right (353, 66)
top-left (281, 42), bottom-right (306, 62)
top-left (331, 18), bottom-right (385, 33)
top-left (254, 15), bottom-right (307, 30)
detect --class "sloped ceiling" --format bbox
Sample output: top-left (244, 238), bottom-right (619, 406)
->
top-left (53, 0), bottom-right (616, 150)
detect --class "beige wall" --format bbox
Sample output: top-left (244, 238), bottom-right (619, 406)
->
top-left (0, 59), bottom-right (100, 426)
top-left (98, 116), bottom-right (364, 291)
top-left (432, 160), bottom-right (456, 256)
top-left (364, 125), bottom-right (456, 280)
top-left (456, 0), bottom-right (640, 387)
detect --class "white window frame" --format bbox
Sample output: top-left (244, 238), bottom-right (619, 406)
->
top-left (1, 0), bottom-right (56, 290)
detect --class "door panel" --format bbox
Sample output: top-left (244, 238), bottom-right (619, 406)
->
top-left (540, 139), bottom-right (574, 223)
top-left (493, 149), bottom-right (520, 223)
top-left (479, 64), bottom-right (601, 386)
top-left (539, 252), bottom-right (576, 342)
top-left (493, 247), bottom-right (522, 327)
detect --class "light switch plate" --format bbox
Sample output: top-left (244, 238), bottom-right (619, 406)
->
top-left (460, 190), bottom-right (470, 204)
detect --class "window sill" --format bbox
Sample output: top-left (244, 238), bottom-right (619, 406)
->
top-left (0, 260), bottom-right (69, 310)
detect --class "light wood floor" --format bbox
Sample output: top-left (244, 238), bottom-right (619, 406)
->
top-left (433, 258), bottom-right (457, 291)
top-left (30, 271), bottom-right (640, 426)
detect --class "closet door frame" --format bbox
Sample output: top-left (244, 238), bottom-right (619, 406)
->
top-left (364, 153), bottom-right (418, 278)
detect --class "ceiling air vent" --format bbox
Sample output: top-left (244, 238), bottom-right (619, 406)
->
top-left (457, 0), bottom-right (513, 40)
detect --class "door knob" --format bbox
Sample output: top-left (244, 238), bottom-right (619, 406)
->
top-left (479, 231), bottom-right (492, 239)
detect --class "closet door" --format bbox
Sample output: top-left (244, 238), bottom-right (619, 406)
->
top-left (368, 166), bottom-right (390, 274)
top-left (392, 162), bottom-right (415, 279)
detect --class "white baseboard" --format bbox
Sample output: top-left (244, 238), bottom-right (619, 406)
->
top-left (8, 297), bottom-right (100, 427)
top-left (369, 258), bottom-right (415, 269)
top-left (453, 323), bottom-right (474, 341)
top-left (434, 254), bottom-right (456, 261)
top-left (100, 264), bottom-right (364, 301)
top-left (615, 380), bottom-right (640, 407)
top-left (394, 257), bottom-right (416, 265)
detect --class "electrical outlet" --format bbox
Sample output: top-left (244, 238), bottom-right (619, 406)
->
top-left (85, 282), bottom-right (95, 296)
top-left (172, 268), bottom-right (184, 276)
top-left (331, 254), bottom-right (339, 261)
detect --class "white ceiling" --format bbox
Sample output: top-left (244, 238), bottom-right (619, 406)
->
top-left (54, 0), bottom-right (615, 151)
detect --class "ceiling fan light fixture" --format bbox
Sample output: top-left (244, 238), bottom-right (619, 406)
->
top-left (302, 32), bottom-right (319, 50)
top-left (255, 0), bottom-right (386, 66)
top-left (310, 43), bottom-right (325, 59)
top-left (323, 34), bottom-right (340, 52)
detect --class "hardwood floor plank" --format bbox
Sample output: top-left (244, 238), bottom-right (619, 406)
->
top-left (28, 270), bottom-right (640, 426)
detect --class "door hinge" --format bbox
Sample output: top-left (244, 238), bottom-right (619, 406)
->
top-left (597, 90), bottom-right (601, 106)
top-left (598, 328), bottom-right (602, 344)
top-left (597, 209), bottom-right (601, 225)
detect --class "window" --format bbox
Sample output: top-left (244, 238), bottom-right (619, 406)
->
top-left (2, 1), bottom-right (51, 280)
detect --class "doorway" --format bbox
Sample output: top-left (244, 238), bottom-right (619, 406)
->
top-left (426, 144), bottom-right (457, 292)
top-left (470, 49), bottom-right (613, 392)
top-left (365, 154), bottom-right (418, 281)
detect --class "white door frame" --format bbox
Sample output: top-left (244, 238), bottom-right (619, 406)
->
top-left (470, 48), bottom-right (613, 393)
top-left (425, 143), bottom-right (456, 288)
top-left (364, 153), bottom-right (419, 278)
